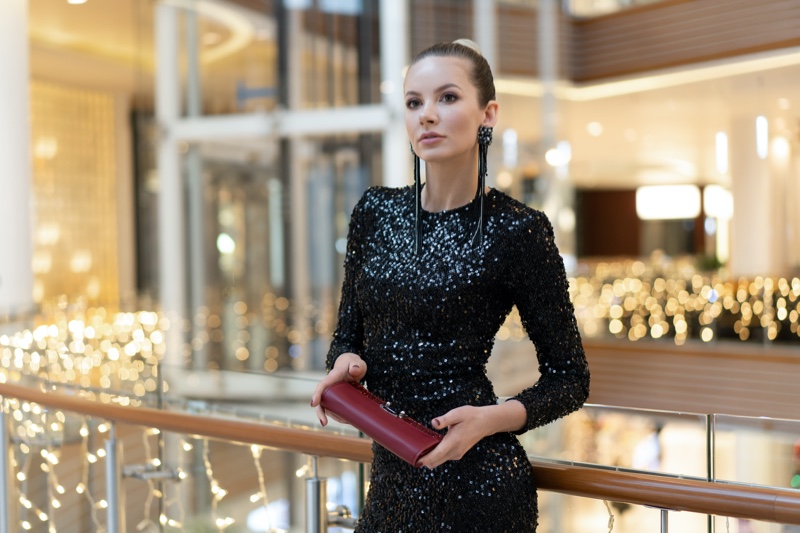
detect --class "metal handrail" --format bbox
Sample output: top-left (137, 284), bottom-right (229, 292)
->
top-left (1, 380), bottom-right (799, 526)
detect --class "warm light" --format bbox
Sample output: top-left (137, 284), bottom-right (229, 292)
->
top-left (756, 116), bottom-right (768, 159)
top-left (217, 233), bottom-right (236, 255)
top-left (636, 185), bottom-right (701, 220)
top-left (771, 136), bottom-right (791, 161)
top-left (496, 170), bottom-right (513, 189)
top-left (586, 121), bottom-right (603, 136)
top-left (67, 0), bottom-right (88, 4)
top-left (547, 141), bottom-right (572, 167)
top-left (703, 185), bottom-right (733, 220)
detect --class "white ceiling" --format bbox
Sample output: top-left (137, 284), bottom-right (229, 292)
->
top-left (28, 0), bottom-right (800, 189)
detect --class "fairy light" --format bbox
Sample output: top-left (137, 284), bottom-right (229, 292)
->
top-left (560, 261), bottom-right (800, 345)
top-left (251, 444), bottom-right (275, 529)
top-left (0, 289), bottom-right (796, 531)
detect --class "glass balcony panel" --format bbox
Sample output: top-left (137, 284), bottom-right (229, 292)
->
top-left (522, 404), bottom-right (709, 478)
top-left (714, 414), bottom-right (800, 492)
top-left (1, 394), bottom-right (365, 532)
top-left (538, 492), bottom-right (709, 532)
top-left (714, 516), bottom-right (796, 533)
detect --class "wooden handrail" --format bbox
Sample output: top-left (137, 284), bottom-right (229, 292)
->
top-left (1, 381), bottom-right (799, 525)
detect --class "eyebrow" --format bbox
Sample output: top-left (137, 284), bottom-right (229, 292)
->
top-left (404, 83), bottom-right (461, 97)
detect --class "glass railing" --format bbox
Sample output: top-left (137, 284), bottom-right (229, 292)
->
top-left (3, 367), bottom-right (800, 532)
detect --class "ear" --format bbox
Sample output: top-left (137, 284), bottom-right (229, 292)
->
top-left (482, 100), bottom-right (499, 128)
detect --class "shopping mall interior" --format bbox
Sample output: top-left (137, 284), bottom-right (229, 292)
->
top-left (1, 0), bottom-right (800, 532)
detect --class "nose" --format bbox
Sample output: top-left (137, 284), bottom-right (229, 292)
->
top-left (419, 101), bottom-right (438, 124)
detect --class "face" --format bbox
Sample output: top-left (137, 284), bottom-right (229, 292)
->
top-left (404, 56), bottom-right (497, 164)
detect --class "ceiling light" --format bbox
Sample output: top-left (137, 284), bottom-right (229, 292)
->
top-left (636, 185), bottom-right (701, 220)
top-left (756, 116), bottom-right (768, 159)
top-left (586, 121), bottom-right (603, 136)
top-left (67, 0), bottom-right (88, 4)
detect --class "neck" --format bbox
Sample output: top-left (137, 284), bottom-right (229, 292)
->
top-left (421, 152), bottom-right (480, 212)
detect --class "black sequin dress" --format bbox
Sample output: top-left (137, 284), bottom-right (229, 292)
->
top-left (327, 186), bottom-right (590, 532)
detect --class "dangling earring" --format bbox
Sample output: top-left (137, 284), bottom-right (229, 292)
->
top-left (411, 142), bottom-right (422, 255)
top-left (472, 125), bottom-right (493, 248)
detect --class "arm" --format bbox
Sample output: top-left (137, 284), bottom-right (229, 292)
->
top-left (417, 399), bottom-right (526, 469)
top-left (309, 190), bottom-right (372, 425)
top-left (420, 212), bottom-right (589, 468)
top-left (506, 211), bottom-right (590, 432)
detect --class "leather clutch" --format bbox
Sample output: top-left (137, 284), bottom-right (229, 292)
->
top-left (320, 381), bottom-right (443, 467)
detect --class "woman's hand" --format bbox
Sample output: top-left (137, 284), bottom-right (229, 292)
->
top-left (416, 400), bottom-right (527, 469)
top-left (310, 353), bottom-right (367, 426)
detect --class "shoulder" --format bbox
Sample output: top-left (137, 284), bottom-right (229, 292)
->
top-left (353, 185), bottom-right (412, 218)
top-left (489, 189), bottom-right (554, 240)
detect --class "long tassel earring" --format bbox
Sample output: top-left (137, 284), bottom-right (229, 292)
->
top-left (471, 125), bottom-right (493, 248)
top-left (412, 143), bottom-right (422, 255)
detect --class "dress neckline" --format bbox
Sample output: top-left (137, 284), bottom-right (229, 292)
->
top-left (418, 184), bottom-right (495, 217)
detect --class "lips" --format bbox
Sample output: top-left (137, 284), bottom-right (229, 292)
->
top-left (419, 132), bottom-right (444, 144)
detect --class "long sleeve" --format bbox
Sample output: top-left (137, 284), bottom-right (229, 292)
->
top-left (504, 210), bottom-right (590, 433)
top-left (325, 189), bottom-right (372, 371)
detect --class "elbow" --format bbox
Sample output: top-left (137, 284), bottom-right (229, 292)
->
top-left (578, 367), bottom-right (591, 405)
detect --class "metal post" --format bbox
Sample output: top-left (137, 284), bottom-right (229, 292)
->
top-left (105, 422), bottom-right (122, 533)
top-left (661, 509), bottom-right (669, 533)
top-left (305, 457), bottom-right (327, 533)
top-left (707, 414), bottom-right (715, 532)
top-left (0, 403), bottom-right (9, 533)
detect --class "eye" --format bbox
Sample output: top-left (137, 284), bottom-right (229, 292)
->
top-left (441, 92), bottom-right (458, 103)
top-left (405, 98), bottom-right (421, 109)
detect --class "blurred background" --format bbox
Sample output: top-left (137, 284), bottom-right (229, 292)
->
top-left (1, 0), bottom-right (800, 531)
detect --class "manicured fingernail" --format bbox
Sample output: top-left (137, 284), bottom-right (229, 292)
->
top-left (432, 419), bottom-right (440, 427)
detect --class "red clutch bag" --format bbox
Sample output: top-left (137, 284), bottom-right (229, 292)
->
top-left (320, 381), bottom-right (443, 467)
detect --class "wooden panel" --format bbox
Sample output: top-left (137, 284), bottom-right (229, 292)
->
top-left (584, 339), bottom-right (800, 419)
top-left (576, 189), bottom-right (640, 257)
top-left (571, 0), bottom-right (800, 82)
top-left (410, 0), bottom-right (473, 54)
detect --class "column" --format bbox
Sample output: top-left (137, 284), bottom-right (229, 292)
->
top-left (538, 0), bottom-right (576, 266)
top-left (284, 4), bottom-right (311, 370)
top-left (379, 0), bottom-right (409, 188)
top-left (185, 8), bottom-right (209, 370)
top-left (0, 0), bottom-right (34, 319)
top-left (155, 3), bottom-right (187, 369)
top-left (729, 116), bottom-right (772, 277)
top-left (768, 133), bottom-right (796, 274)
top-left (473, 0), bottom-right (497, 71)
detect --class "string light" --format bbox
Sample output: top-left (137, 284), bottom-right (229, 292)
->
top-left (3, 282), bottom-right (794, 531)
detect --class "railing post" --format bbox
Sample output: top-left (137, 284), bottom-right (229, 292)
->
top-left (105, 422), bottom-right (123, 533)
top-left (305, 456), bottom-right (327, 533)
top-left (0, 401), bottom-right (9, 533)
top-left (707, 414), bottom-right (715, 532)
top-left (661, 509), bottom-right (669, 533)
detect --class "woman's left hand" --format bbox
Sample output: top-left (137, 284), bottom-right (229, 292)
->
top-left (416, 400), bottom-right (527, 469)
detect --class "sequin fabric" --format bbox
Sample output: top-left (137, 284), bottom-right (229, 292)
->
top-left (327, 186), bottom-right (590, 532)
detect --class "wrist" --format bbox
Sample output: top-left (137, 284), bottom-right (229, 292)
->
top-left (483, 400), bottom-right (526, 435)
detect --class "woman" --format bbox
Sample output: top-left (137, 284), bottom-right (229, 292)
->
top-left (311, 40), bottom-right (590, 531)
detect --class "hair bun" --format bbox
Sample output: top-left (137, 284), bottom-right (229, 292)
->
top-left (453, 38), bottom-right (482, 54)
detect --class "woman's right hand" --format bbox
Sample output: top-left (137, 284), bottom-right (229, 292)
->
top-left (310, 352), bottom-right (367, 426)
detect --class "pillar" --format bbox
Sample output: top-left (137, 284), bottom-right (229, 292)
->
top-left (473, 0), bottom-right (497, 71)
top-left (155, 2), bottom-right (187, 369)
top-left (729, 116), bottom-right (772, 277)
top-left (538, 0), bottom-right (576, 266)
top-left (0, 0), bottom-right (34, 318)
top-left (379, 0), bottom-right (409, 188)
